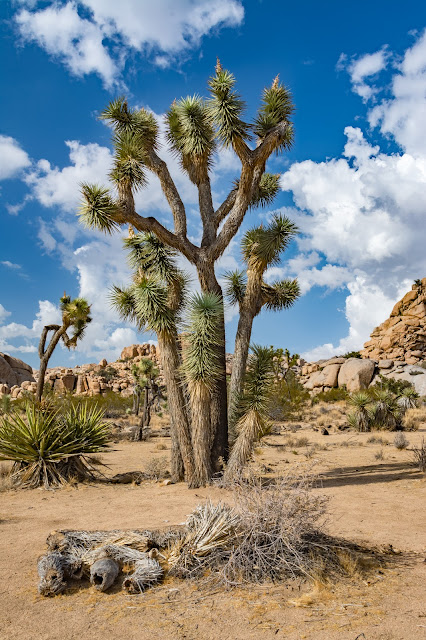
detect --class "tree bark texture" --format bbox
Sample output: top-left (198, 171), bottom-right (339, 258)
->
top-left (36, 325), bottom-right (66, 402)
top-left (228, 270), bottom-right (262, 430)
top-left (158, 333), bottom-right (196, 487)
top-left (189, 381), bottom-right (212, 487)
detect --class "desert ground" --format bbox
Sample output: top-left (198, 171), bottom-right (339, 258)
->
top-left (1, 413), bottom-right (425, 640)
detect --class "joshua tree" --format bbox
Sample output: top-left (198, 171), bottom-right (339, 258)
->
top-left (36, 296), bottom-right (92, 402)
top-left (131, 357), bottom-right (160, 440)
top-left (223, 345), bottom-right (275, 483)
top-left (79, 63), bottom-right (295, 467)
top-left (182, 292), bottom-right (223, 486)
top-left (110, 233), bottom-right (196, 485)
top-left (224, 214), bottom-right (300, 427)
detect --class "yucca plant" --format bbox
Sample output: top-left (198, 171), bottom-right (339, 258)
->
top-left (347, 392), bottom-right (372, 432)
top-left (182, 293), bottom-right (224, 487)
top-left (223, 345), bottom-right (275, 482)
top-left (371, 389), bottom-right (403, 431)
top-left (397, 387), bottom-right (419, 410)
top-left (0, 403), bottom-right (110, 489)
top-left (111, 232), bottom-right (196, 486)
top-left (225, 214), bottom-right (299, 427)
top-left (131, 358), bottom-right (160, 440)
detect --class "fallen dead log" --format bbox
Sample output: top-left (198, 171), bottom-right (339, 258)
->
top-left (90, 558), bottom-right (120, 591)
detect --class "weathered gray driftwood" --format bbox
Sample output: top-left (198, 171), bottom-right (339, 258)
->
top-left (123, 557), bottom-right (163, 593)
top-left (37, 551), bottom-right (82, 596)
top-left (90, 558), bottom-right (120, 592)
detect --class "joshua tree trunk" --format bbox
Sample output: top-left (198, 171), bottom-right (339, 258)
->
top-left (158, 333), bottom-right (196, 487)
top-left (228, 272), bottom-right (261, 429)
top-left (135, 387), bottom-right (149, 441)
top-left (189, 381), bottom-right (212, 486)
top-left (170, 421), bottom-right (185, 482)
top-left (223, 409), bottom-right (262, 483)
top-left (36, 325), bottom-right (67, 402)
top-left (197, 264), bottom-right (228, 468)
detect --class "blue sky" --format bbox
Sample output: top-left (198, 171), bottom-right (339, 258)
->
top-left (0, 0), bottom-right (425, 368)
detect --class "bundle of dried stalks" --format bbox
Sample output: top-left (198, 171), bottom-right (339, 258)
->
top-left (123, 557), bottom-right (164, 593)
top-left (167, 500), bottom-right (240, 577)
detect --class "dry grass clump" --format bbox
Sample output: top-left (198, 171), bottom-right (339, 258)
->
top-left (367, 435), bottom-right (389, 445)
top-left (282, 435), bottom-right (310, 448)
top-left (403, 406), bottom-right (426, 431)
top-left (143, 456), bottom-right (169, 480)
top-left (393, 432), bottom-right (409, 450)
top-left (374, 450), bottom-right (385, 461)
top-left (411, 437), bottom-right (426, 472)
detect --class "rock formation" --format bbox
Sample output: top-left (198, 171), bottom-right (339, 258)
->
top-left (361, 278), bottom-right (426, 365)
top-left (0, 343), bottom-right (160, 400)
top-left (0, 352), bottom-right (35, 393)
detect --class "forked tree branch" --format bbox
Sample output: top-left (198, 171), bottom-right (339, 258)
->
top-left (145, 150), bottom-right (187, 237)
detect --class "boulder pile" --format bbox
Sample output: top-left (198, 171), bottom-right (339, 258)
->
top-left (300, 280), bottom-right (426, 396)
top-left (361, 278), bottom-right (426, 365)
top-left (0, 343), bottom-right (159, 400)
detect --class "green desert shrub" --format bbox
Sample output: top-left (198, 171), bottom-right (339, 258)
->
top-left (0, 402), bottom-right (111, 489)
top-left (268, 370), bottom-right (310, 421)
top-left (311, 386), bottom-right (348, 404)
top-left (343, 351), bottom-right (361, 359)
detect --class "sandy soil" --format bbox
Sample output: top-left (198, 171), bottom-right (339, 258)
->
top-left (0, 422), bottom-right (425, 640)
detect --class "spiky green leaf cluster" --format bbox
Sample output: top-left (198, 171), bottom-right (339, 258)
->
top-left (254, 77), bottom-right (294, 149)
top-left (261, 278), bottom-right (300, 311)
top-left (59, 296), bottom-right (92, 348)
top-left (167, 96), bottom-right (215, 158)
top-left (182, 292), bottom-right (224, 387)
top-left (223, 270), bottom-right (247, 306)
top-left (249, 173), bottom-right (281, 209)
top-left (242, 214), bottom-right (299, 272)
top-left (0, 403), bottom-right (110, 488)
top-left (100, 97), bottom-right (158, 149)
top-left (240, 345), bottom-right (275, 415)
top-left (110, 131), bottom-right (147, 190)
top-left (79, 184), bottom-right (120, 234)
top-left (208, 67), bottom-right (251, 147)
top-left (124, 232), bottom-right (179, 282)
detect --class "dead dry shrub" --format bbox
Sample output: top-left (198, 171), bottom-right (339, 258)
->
top-left (171, 471), bottom-right (377, 587)
top-left (367, 435), bottom-right (389, 445)
top-left (393, 432), bottom-right (409, 450)
top-left (0, 461), bottom-right (13, 492)
top-left (403, 407), bottom-right (426, 431)
top-left (143, 456), bottom-right (169, 480)
top-left (411, 437), bottom-right (426, 472)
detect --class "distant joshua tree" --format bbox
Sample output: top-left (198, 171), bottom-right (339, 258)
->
top-left (36, 295), bottom-right (91, 402)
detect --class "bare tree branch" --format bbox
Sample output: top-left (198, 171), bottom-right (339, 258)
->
top-left (215, 187), bottom-right (237, 227)
top-left (145, 150), bottom-right (187, 237)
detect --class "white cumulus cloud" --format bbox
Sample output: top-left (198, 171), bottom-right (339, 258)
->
top-left (0, 135), bottom-right (31, 180)
top-left (15, 0), bottom-right (244, 86)
top-left (281, 31), bottom-right (426, 361)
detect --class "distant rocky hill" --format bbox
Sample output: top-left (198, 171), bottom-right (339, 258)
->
top-left (361, 278), bottom-right (425, 364)
top-left (299, 279), bottom-right (426, 396)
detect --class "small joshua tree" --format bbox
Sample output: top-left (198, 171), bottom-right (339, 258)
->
top-left (131, 357), bottom-right (160, 440)
top-left (36, 295), bottom-right (92, 402)
top-left (225, 214), bottom-right (299, 427)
